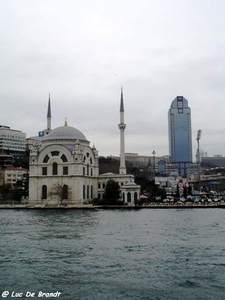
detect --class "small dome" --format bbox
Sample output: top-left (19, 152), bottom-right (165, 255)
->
top-left (123, 182), bottom-right (137, 187)
top-left (44, 126), bottom-right (87, 141)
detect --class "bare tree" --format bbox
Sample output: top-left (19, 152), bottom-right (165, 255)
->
top-left (49, 182), bottom-right (72, 205)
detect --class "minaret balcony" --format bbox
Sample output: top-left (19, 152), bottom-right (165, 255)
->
top-left (118, 124), bottom-right (126, 130)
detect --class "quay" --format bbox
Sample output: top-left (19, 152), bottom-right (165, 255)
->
top-left (0, 203), bottom-right (225, 209)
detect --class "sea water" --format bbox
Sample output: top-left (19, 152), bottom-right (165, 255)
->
top-left (0, 208), bottom-right (225, 300)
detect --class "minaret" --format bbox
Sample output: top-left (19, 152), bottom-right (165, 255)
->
top-left (46, 94), bottom-right (51, 134)
top-left (118, 87), bottom-right (126, 174)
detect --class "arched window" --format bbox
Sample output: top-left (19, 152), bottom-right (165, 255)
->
top-left (87, 185), bottom-right (89, 199)
top-left (61, 154), bottom-right (68, 162)
top-left (83, 185), bottom-right (85, 199)
top-left (122, 192), bottom-right (125, 202)
top-left (43, 155), bottom-right (50, 163)
top-left (42, 185), bottom-right (47, 199)
top-left (127, 192), bottom-right (131, 203)
top-left (53, 162), bottom-right (58, 175)
top-left (51, 151), bottom-right (60, 156)
top-left (62, 185), bottom-right (68, 199)
top-left (134, 192), bottom-right (138, 202)
top-left (91, 185), bottom-right (93, 198)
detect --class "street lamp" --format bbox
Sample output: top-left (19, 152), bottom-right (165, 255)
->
top-left (152, 150), bottom-right (156, 181)
top-left (196, 130), bottom-right (202, 192)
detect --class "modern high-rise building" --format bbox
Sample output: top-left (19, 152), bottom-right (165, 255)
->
top-left (168, 96), bottom-right (192, 177)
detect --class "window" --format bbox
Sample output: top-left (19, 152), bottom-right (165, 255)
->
top-left (52, 162), bottom-right (58, 175)
top-left (87, 185), bottom-right (89, 199)
top-left (63, 166), bottom-right (68, 175)
top-left (42, 167), bottom-right (47, 175)
top-left (42, 185), bottom-right (47, 199)
top-left (91, 185), bottom-right (93, 198)
top-left (83, 185), bottom-right (85, 199)
top-left (83, 167), bottom-right (85, 176)
top-left (127, 192), bottom-right (131, 203)
top-left (62, 185), bottom-right (68, 199)
top-left (51, 151), bottom-right (60, 156)
top-left (43, 155), bottom-right (50, 163)
top-left (61, 154), bottom-right (68, 162)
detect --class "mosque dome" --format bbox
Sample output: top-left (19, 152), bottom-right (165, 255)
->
top-left (43, 124), bottom-right (88, 144)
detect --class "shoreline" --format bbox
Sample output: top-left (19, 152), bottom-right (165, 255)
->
top-left (0, 204), bottom-right (225, 209)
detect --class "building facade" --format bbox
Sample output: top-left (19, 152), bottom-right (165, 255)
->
top-left (201, 156), bottom-right (225, 168)
top-left (29, 124), bottom-right (99, 205)
top-left (0, 125), bottom-right (26, 156)
top-left (3, 167), bottom-right (28, 187)
top-left (168, 96), bottom-right (192, 177)
top-left (28, 90), bottom-right (140, 206)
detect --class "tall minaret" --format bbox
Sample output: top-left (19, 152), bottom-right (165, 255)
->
top-left (118, 87), bottom-right (126, 174)
top-left (46, 93), bottom-right (51, 134)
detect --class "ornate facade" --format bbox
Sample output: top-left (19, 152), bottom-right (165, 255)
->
top-left (28, 90), bottom-right (140, 206)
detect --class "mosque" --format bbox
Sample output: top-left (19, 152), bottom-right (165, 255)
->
top-left (28, 89), bottom-right (140, 206)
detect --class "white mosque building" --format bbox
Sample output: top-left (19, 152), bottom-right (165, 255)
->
top-left (28, 89), bottom-right (140, 206)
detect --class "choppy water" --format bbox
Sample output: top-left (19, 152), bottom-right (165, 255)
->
top-left (1, 208), bottom-right (225, 300)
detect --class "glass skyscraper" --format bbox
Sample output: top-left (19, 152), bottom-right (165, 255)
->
top-left (168, 96), bottom-right (192, 177)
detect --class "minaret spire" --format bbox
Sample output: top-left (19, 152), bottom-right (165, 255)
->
top-left (118, 87), bottom-right (126, 175)
top-left (46, 93), bottom-right (52, 134)
top-left (120, 87), bottom-right (124, 112)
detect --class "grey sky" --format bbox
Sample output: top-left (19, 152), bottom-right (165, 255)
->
top-left (1, 0), bottom-right (225, 159)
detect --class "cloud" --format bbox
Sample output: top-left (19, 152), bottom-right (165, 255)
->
top-left (0, 0), bottom-right (224, 158)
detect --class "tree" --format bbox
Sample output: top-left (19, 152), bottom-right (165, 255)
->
top-left (13, 180), bottom-right (24, 202)
top-left (135, 176), bottom-right (166, 201)
top-left (49, 182), bottom-right (71, 204)
top-left (0, 184), bottom-right (12, 201)
top-left (103, 179), bottom-right (121, 204)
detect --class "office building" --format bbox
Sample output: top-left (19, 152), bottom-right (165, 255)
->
top-left (0, 125), bottom-right (26, 159)
top-left (168, 96), bottom-right (192, 177)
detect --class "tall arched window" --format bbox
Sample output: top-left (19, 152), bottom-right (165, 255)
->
top-left (53, 162), bottom-right (58, 175)
top-left (62, 185), bottom-right (68, 199)
top-left (83, 185), bottom-right (85, 199)
top-left (127, 192), bottom-right (131, 203)
top-left (122, 192), bottom-right (125, 202)
top-left (87, 185), bottom-right (89, 199)
top-left (42, 185), bottom-right (47, 200)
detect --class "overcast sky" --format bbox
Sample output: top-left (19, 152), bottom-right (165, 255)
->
top-left (1, 0), bottom-right (224, 159)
